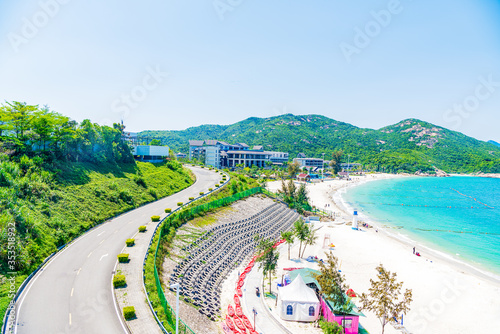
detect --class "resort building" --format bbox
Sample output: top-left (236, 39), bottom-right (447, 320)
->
top-left (132, 145), bottom-right (170, 163)
top-left (269, 151), bottom-right (289, 165)
top-left (293, 157), bottom-right (324, 169)
top-left (188, 140), bottom-right (286, 169)
top-left (175, 152), bottom-right (187, 159)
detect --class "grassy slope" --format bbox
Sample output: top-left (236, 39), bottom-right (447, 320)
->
top-left (0, 160), bottom-right (194, 327)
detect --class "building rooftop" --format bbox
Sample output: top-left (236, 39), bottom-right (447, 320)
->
top-left (189, 140), bottom-right (204, 146)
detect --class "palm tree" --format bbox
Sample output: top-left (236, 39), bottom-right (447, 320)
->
top-left (301, 225), bottom-right (319, 258)
top-left (293, 219), bottom-right (308, 258)
top-left (255, 236), bottom-right (279, 293)
top-left (281, 231), bottom-right (294, 260)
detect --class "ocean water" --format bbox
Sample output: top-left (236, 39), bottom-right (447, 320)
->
top-left (342, 176), bottom-right (500, 278)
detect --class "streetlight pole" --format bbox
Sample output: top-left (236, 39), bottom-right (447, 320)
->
top-left (170, 283), bottom-right (180, 334)
top-left (321, 153), bottom-right (325, 180)
top-left (252, 308), bottom-right (257, 330)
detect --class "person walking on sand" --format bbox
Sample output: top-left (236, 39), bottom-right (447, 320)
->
top-left (413, 247), bottom-right (415, 254)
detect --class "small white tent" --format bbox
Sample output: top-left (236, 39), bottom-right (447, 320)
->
top-left (277, 274), bottom-right (320, 322)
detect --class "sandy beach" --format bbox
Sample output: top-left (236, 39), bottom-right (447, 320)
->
top-left (267, 175), bottom-right (500, 334)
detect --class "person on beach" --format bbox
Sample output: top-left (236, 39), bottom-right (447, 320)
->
top-left (413, 247), bottom-right (415, 254)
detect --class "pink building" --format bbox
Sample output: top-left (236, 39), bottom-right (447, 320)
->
top-left (320, 297), bottom-right (364, 334)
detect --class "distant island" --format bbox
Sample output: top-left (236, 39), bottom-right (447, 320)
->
top-left (139, 114), bottom-right (500, 174)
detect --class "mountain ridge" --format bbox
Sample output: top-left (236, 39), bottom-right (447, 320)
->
top-left (139, 114), bottom-right (500, 173)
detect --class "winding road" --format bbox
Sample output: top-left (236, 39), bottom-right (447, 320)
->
top-left (8, 166), bottom-right (220, 334)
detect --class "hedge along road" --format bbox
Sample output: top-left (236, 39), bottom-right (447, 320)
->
top-left (10, 166), bottom-right (221, 334)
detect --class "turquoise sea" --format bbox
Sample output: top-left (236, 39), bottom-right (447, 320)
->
top-left (343, 176), bottom-right (500, 278)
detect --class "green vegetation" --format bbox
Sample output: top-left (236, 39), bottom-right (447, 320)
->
top-left (188, 197), bottom-right (194, 201)
top-left (360, 264), bottom-right (413, 334)
top-left (0, 102), bottom-right (195, 327)
top-left (255, 236), bottom-right (279, 294)
top-left (126, 239), bottom-right (135, 247)
top-left (199, 192), bottom-right (204, 195)
top-left (113, 274), bottom-right (127, 288)
top-left (319, 318), bottom-right (345, 334)
top-left (177, 202), bottom-right (183, 206)
top-left (117, 254), bottom-right (129, 263)
top-left (151, 215), bottom-right (160, 222)
top-left (165, 208), bottom-right (172, 213)
top-left (139, 226), bottom-right (147, 232)
top-left (278, 180), bottom-right (311, 213)
top-left (123, 306), bottom-right (136, 320)
top-left (140, 114), bottom-right (500, 173)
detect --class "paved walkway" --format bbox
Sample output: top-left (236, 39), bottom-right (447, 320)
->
top-left (115, 166), bottom-right (221, 334)
top-left (241, 264), bottom-right (291, 334)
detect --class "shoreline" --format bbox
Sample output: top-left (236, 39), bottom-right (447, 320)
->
top-left (268, 175), bottom-right (500, 333)
top-left (337, 175), bottom-right (500, 285)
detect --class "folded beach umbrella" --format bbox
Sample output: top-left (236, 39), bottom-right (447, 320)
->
top-left (234, 317), bottom-right (246, 331)
top-left (235, 305), bottom-right (243, 318)
top-left (228, 304), bottom-right (235, 317)
top-left (240, 272), bottom-right (246, 280)
top-left (236, 287), bottom-right (243, 297)
top-left (234, 294), bottom-right (240, 306)
top-left (226, 315), bottom-right (235, 331)
top-left (241, 314), bottom-right (253, 330)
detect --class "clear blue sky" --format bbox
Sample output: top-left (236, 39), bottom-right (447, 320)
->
top-left (1, 0), bottom-right (499, 142)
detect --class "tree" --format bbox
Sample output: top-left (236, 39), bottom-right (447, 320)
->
top-left (359, 264), bottom-right (413, 334)
top-left (280, 231), bottom-right (294, 260)
top-left (288, 161), bottom-right (300, 179)
top-left (150, 138), bottom-right (161, 146)
top-left (301, 225), bottom-right (319, 258)
top-left (315, 252), bottom-right (352, 332)
top-left (319, 319), bottom-right (344, 334)
top-left (293, 219), bottom-right (308, 258)
top-left (330, 150), bottom-right (343, 174)
top-left (255, 236), bottom-right (279, 293)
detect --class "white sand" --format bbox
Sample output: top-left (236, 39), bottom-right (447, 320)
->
top-left (267, 175), bottom-right (500, 334)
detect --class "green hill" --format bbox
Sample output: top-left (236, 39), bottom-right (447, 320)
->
top-left (140, 114), bottom-right (500, 173)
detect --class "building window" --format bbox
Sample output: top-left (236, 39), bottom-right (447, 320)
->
top-left (308, 306), bottom-right (315, 316)
top-left (286, 305), bottom-right (293, 315)
top-left (342, 319), bottom-right (353, 328)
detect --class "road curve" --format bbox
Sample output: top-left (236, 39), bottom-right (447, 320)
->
top-left (10, 166), bottom-right (220, 334)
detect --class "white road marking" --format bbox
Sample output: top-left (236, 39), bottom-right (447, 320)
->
top-left (99, 254), bottom-right (108, 261)
top-left (87, 252), bottom-right (92, 258)
top-left (69, 313), bottom-right (72, 325)
top-left (71, 288), bottom-right (74, 297)
top-left (97, 231), bottom-right (106, 237)
top-left (99, 240), bottom-right (104, 245)
top-left (77, 268), bottom-right (81, 275)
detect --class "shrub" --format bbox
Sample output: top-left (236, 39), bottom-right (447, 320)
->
top-left (113, 274), bottom-right (126, 288)
top-left (165, 208), bottom-right (172, 213)
top-left (199, 192), bottom-right (204, 195)
top-left (177, 202), bottom-right (183, 206)
top-left (151, 215), bottom-right (160, 222)
top-left (118, 253), bottom-right (129, 263)
top-left (208, 188), bottom-right (213, 191)
top-left (215, 184), bottom-right (220, 187)
top-left (139, 226), bottom-right (146, 232)
top-left (189, 197), bottom-right (194, 201)
top-left (126, 239), bottom-right (135, 247)
top-left (123, 306), bottom-right (136, 320)
top-left (148, 188), bottom-right (158, 199)
top-left (319, 319), bottom-right (344, 334)
top-left (134, 175), bottom-right (147, 188)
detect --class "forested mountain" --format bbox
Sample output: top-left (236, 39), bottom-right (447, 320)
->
top-left (140, 114), bottom-right (500, 173)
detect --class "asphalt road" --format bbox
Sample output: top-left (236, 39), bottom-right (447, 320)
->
top-left (10, 166), bottom-right (220, 334)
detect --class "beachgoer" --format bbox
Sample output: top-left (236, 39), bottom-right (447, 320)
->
top-left (413, 247), bottom-right (415, 254)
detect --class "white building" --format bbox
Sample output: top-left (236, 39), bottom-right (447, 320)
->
top-left (293, 157), bottom-right (324, 169)
top-left (269, 151), bottom-right (289, 165)
top-left (133, 145), bottom-right (169, 163)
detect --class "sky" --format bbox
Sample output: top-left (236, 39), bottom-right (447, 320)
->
top-left (1, 0), bottom-right (499, 142)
